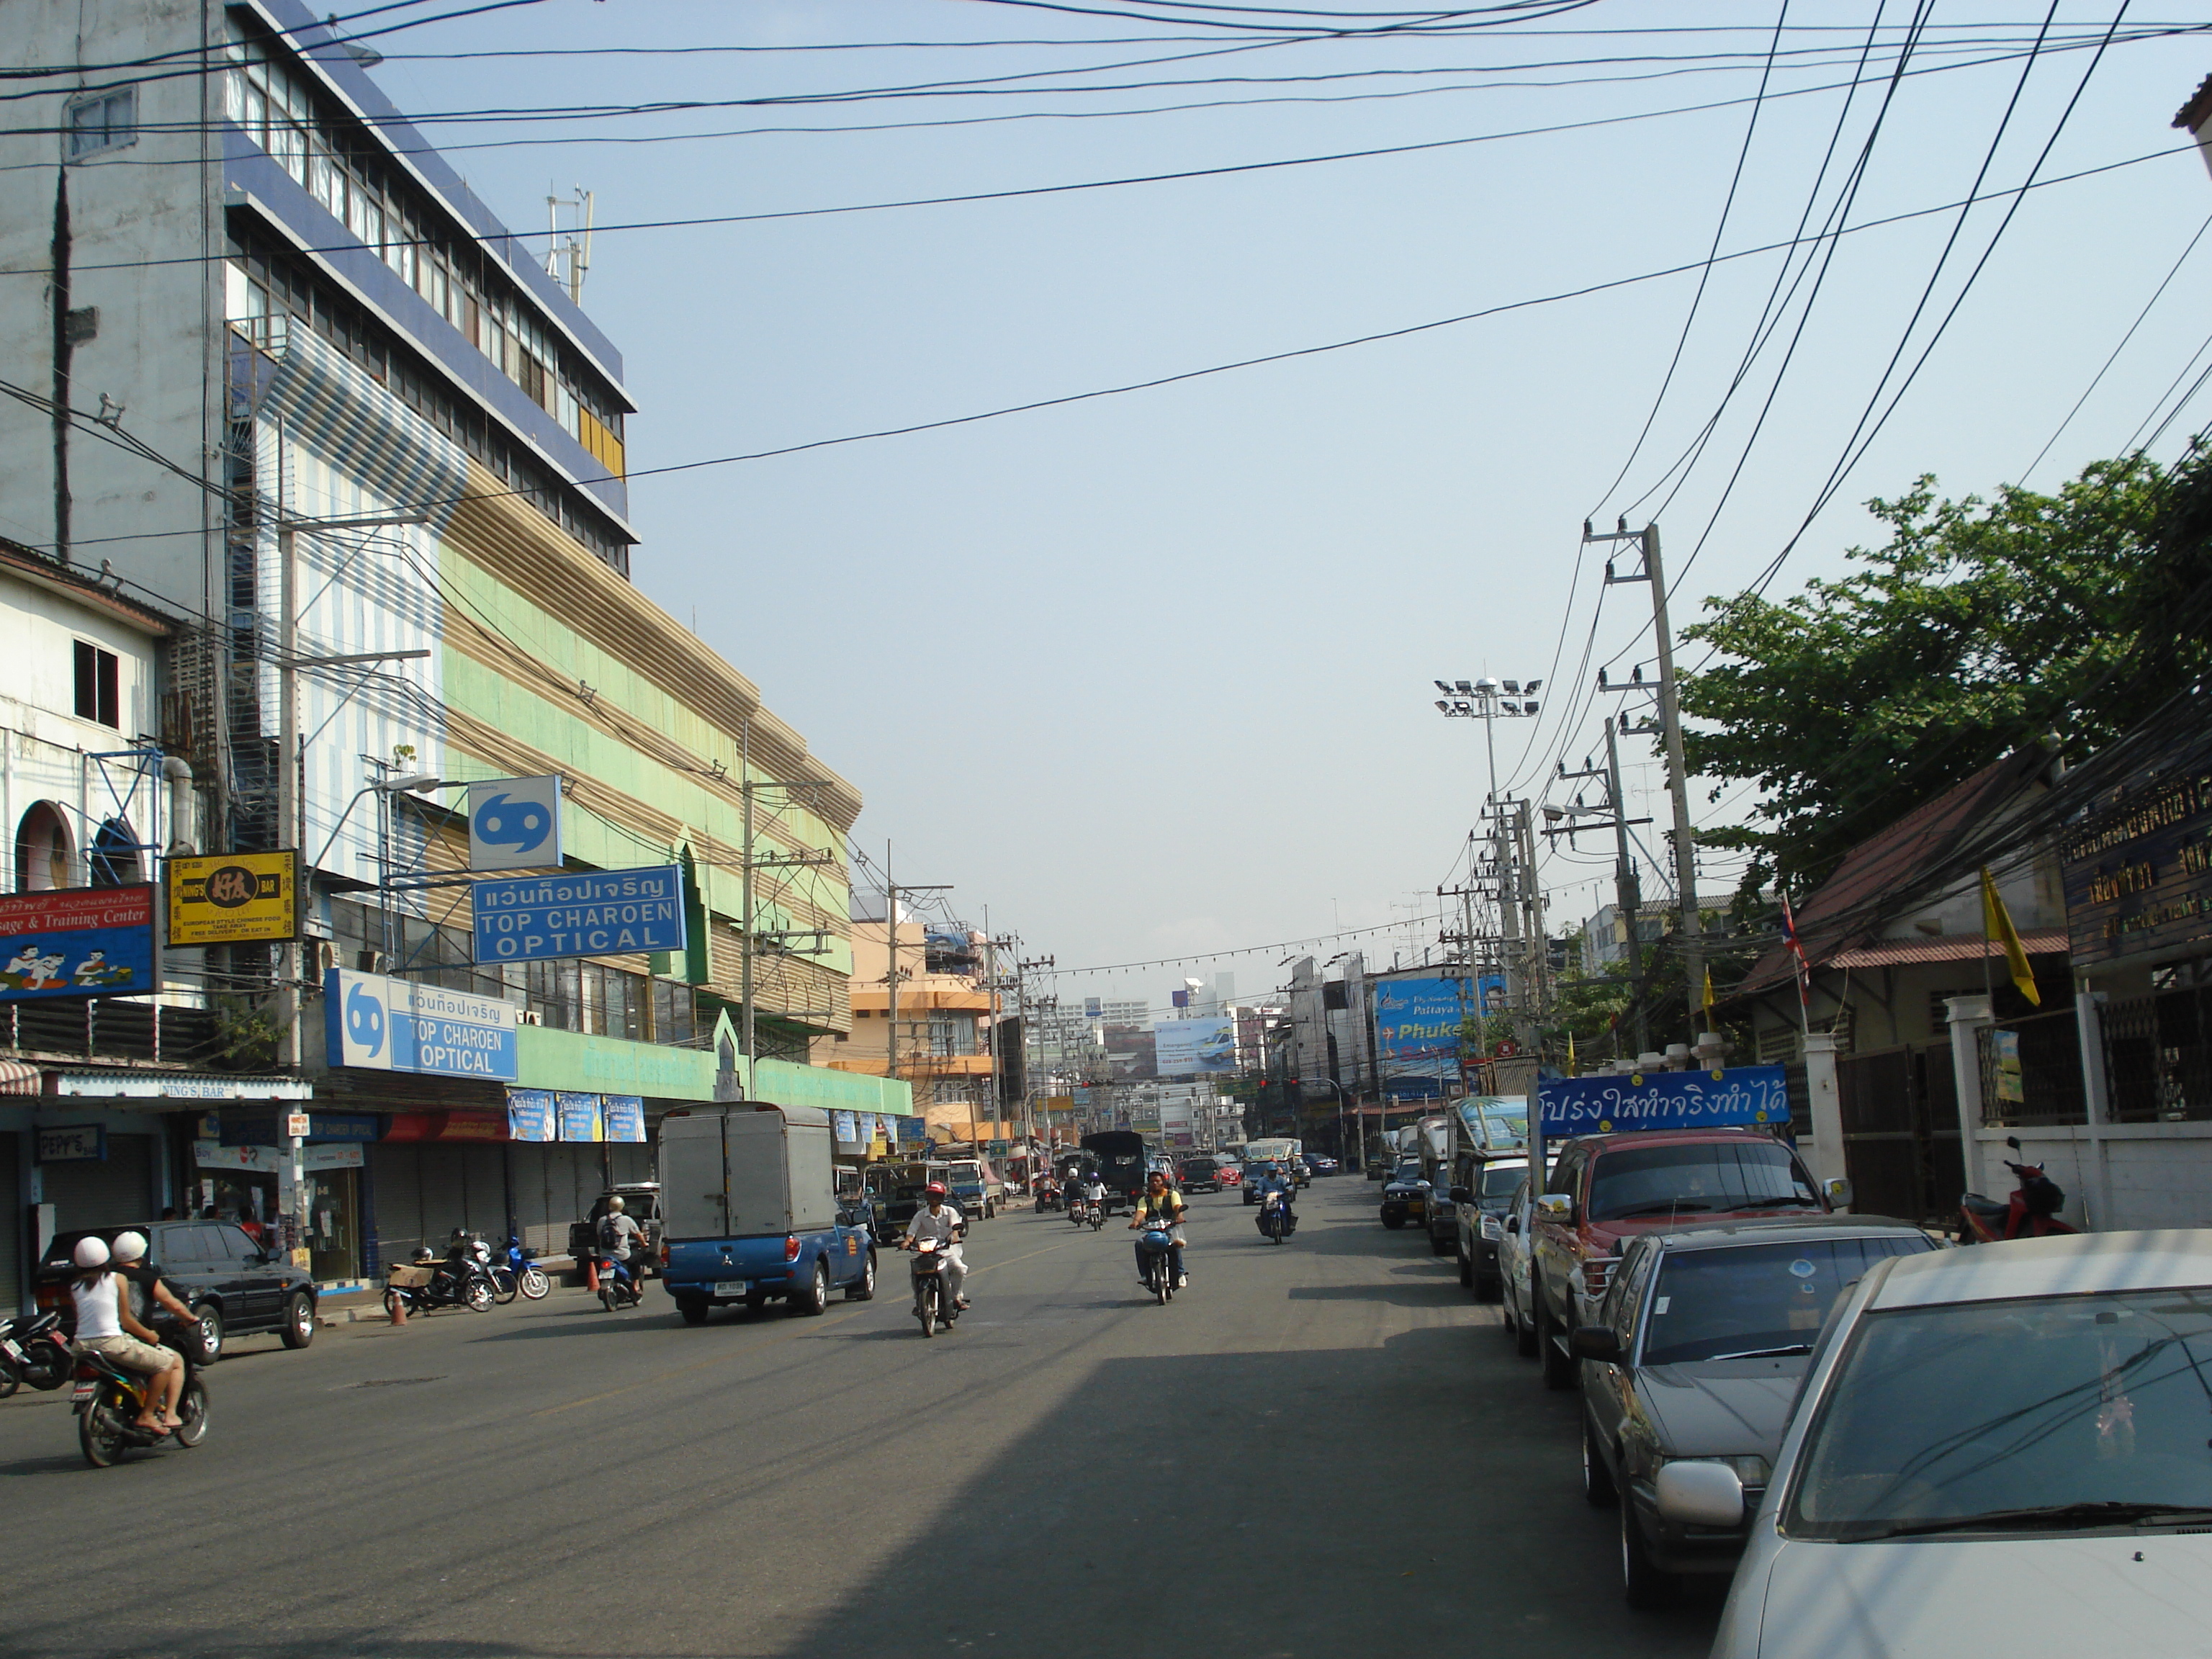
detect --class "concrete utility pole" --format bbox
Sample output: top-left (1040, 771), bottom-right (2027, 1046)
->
top-left (1605, 718), bottom-right (1651, 1058)
top-left (1588, 519), bottom-right (1704, 1043)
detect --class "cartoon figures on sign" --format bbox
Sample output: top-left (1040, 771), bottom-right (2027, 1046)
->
top-left (1, 943), bottom-right (131, 992)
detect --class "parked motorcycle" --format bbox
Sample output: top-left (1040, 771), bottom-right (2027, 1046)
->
top-left (504, 1236), bottom-right (552, 1300)
top-left (1137, 1224), bottom-right (1179, 1303)
top-left (0, 1310), bottom-right (73, 1397)
top-left (595, 1252), bottom-right (646, 1311)
top-left (909, 1237), bottom-right (958, 1336)
top-left (383, 1248), bottom-right (495, 1318)
top-left (1257, 1190), bottom-right (1298, 1245)
top-left (72, 1331), bottom-right (208, 1468)
top-left (1959, 1137), bottom-right (2078, 1244)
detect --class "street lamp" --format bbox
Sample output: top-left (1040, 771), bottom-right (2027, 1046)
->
top-left (1431, 675), bottom-right (1545, 1064)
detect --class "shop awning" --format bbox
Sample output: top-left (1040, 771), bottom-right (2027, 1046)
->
top-left (52, 1071), bottom-right (313, 1101)
top-left (0, 1058), bottom-right (42, 1096)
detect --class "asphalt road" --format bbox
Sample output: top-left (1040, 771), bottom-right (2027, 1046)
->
top-left (0, 1177), bottom-right (1722, 1658)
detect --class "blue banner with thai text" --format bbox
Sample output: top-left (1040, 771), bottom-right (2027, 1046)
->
top-left (1537, 1066), bottom-right (1791, 1136)
top-left (470, 866), bottom-right (687, 964)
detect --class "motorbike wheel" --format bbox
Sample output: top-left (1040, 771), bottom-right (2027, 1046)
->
top-left (599, 1282), bottom-right (618, 1313)
top-left (519, 1265), bottom-right (551, 1300)
top-left (0, 1363), bottom-right (16, 1401)
top-left (174, 1377), bottom-right (210, 1448)
top-left (464, 1277), bottom-right (495, 1313)
top-left (78, 1394), bottom-right (127, 1469)
top-left (917, 1282), bottom-right (938, 1337)
top-left (493, 1271), bottom-right (518, 1306)
top-left (1155, 1264), bottom-right (1172, 1305)
top-left (22, 1341), bottom-right (71, 1391)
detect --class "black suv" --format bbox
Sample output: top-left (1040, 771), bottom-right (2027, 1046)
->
top-left (37, 1220), bottom-right (319, 1361)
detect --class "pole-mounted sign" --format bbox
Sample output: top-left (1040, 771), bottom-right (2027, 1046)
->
top-left (467, 775), bottom-right (562, 871)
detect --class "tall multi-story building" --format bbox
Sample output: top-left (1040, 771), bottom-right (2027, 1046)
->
top-left (816, 910), bottom-right (1002, 1149)
top-left (1, 2), bottom-right (904, 1293)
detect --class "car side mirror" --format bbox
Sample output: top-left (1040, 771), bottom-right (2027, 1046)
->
top-left (836, 1210), bottom-right (856, 1228)
top-left (1823, 1177), bottom-right (1853, 1210)
top-left (1506, 1214), bottom-right (1521, 1235)
top-left (1655, 1461), bottom-right (1745, 1529)
top-left (1448, 1186), bottom-right (1471, 1205)
top-left (1534, 1193), bottom-right (1573, 1224)
top-left (1568, 1326), bottom-right (1622, 1363)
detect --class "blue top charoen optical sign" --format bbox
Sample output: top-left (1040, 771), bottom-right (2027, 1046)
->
top-left (325, 967), bottom-right (520, 1081)
top-left (1537, 1066), bottom-right (1791, 1136)
top-left (470, 866), bottom-right (687, 964)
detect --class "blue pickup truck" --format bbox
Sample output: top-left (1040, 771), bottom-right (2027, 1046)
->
top-left (657, 1103), bottom-right (878, 1323)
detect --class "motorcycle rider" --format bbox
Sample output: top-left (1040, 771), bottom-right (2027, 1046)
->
top-left (109, 1231), bottom-right (199, 1336)
top-left (1128, 1169), bottom-right (1189, 1290)
top-left (598, 1196), bottom-right (647, 1304)
top-left (68, 1236), bottom-right (184, 1434)
top-left (1081, 1167), bottom-right (1108, 1216)
top-left (900, 1181), bottom-right (968, 1310)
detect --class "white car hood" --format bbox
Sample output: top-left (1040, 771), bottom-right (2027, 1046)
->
top-left (1750, 1532), bottom-right (2212, 1657)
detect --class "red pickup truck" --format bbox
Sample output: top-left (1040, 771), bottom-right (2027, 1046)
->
top-left (1527, 1127), bottom-right (1845, 1389)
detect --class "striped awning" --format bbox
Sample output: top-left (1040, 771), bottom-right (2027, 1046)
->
top-left (0, 1058), bottom-right (44, 1096)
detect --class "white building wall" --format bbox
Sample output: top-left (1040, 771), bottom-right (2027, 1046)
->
top-left (0, 0), bottom-right (225, 613)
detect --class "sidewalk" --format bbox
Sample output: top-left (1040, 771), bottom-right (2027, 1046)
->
top-left (318, 1257), bottom-right (588, 1324)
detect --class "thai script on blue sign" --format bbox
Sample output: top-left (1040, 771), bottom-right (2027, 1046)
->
top-left (557, 1092), bottom-right (604, 1142)
top-left (1, 885), bottom-right (155, 1003)
top-left (470, 865), bottom-right (686, 963)
top-left (605, 1095), bottom-right (644, 1143)
top-left (506, 1089), bottom-right (556, 1143)
top-left (325, 967), bottom-right (520, 1082)
top-left (1537, 1066), bottom-right (1791, 1136)
top-left (1373, 976), bottom-right (1473, 1070)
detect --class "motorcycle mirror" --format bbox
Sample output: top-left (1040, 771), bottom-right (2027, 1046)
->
top-left (2006, 1135), bottom-right (2023, 1151)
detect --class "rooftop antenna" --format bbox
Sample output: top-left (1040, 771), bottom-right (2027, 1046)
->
top-left (545, 186), bottom-right (595, 304)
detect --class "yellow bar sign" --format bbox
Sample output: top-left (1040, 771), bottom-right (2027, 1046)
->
top-left (167, 851), bottom-right (299, 945)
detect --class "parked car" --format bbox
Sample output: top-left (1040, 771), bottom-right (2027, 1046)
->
top-left (1379, 1159), bottom-right (1430, 1231)
top-left (37, 1220), bottom-right (318, 1361)
top-left (1529, 1128), bottom-right (1846, 1390)
top-left (1571, 1217), bottom-right (1939, 1607)
top-left (570, 1183), bottom-right (664, 1273)
top-left (1706, 1229), bottom-right (2212, 1656)
top-left (1497, 1170), bottom-right (1542, 1357)
top-left (1450, 1153), bottom-right (1530, 1295)
top-left (1179, 1157), bottom-right (1225, 1194)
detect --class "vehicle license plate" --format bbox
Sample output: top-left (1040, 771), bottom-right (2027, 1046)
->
top-left (0, 1340), bottom-right (22, 1362)
top-left (71, 1382), bottom-right (92, 1403)
top-left (713, 1280), bottom-right (747, 1296)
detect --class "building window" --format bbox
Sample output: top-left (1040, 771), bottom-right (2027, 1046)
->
top-left (66, 88), bottom-right (138, 158)
top-left (73, 641), bottom-right (120, 728)
top-left (14, 802), bottom-right (73, 891)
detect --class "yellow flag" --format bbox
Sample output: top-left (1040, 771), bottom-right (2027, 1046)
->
top-left (1980, 866), bottom-right (2041, 1006)
top-left (1567, 1031), bottom-right (1578, 1076)
top-left (1701, 967), bottom-right (1717, 1012)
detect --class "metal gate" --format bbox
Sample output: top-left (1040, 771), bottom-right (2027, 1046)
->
top-left (41, 1134), bottom-right (157, 1231)
top-left (1835, 1046), bottom-right (1964, 1225)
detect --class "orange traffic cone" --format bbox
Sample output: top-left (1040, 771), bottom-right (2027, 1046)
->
top-left (389, 1291), bottom-right (407, 1327)
top-left (583, 1255), bottom-right (599, 1294)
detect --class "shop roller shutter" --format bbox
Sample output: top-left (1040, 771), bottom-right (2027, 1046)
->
top-left (44, 1135), bottom-right (156, 1231)
top-left (415, 1149), bottom-right (467, 1255)
top-left (0, 1136), bottom-right (19, 1311)
top-left (460, 1143), bottom-right (506, 1240)
top-left (369, 1144), bottom-right (426, 1264)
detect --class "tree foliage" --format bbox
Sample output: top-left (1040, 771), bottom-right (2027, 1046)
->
top-left (1677, 450), bottom-right (2212, 897)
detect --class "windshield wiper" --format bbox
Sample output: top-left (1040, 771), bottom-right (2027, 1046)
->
top-left (1606, 1200), bottom-right (1715, 1218)
top-left (1703, 1343), bottom-right (1815, 1362)
top-left (1841, 1501), bottom-right (2212, 1542)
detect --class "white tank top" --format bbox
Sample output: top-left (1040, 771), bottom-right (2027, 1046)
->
top-left (72, 1272), bottom-right (124, 1341)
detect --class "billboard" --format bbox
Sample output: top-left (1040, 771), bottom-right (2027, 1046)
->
top-left (467, 775), bottom-right (563, 871)
top-left (1535, 1066), bottom-right (1791, 1136)
top-left (166, 852), bottom-right (297, 945)
top-left (325, 967), bottom-right (521, 1082)
top-left (1154, 1017), bottom-right (1236, 1078)
top-left (470, 865), bottom-right (687, 963)
top-left (1372, 977), bottom-right (1473, 1076)
top-left (1, 885), bottom-right (154, 1002)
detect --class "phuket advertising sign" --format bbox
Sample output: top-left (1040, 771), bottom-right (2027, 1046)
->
top-left (1373, 977), bottom-right (1472, 1071)
top-left (1154, 1017), bottom-right (1236, 1077)
top-left (325, 967), bottom-right (521, 1081)
top-left (1537, 1066), bottom-right (1792, 1136)
top-left (471, 866), bottom-right (687, 964)
top-left (1, 885), bottom-right (154, 1002)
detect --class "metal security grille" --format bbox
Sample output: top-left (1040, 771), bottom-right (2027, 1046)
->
top-left (1978, 1007), bottom-right (2086, 1127)
top-left (2102, 984), bottom-right (2212, 1123)
top-left (1835, 1045), bottom-right (1964, 1225)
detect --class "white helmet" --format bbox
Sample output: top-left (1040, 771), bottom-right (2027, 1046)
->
top-left (111, 1230), bottom-right (148, 1263)
top-left (606, 1195), bottom-right (626, 1214)
top-left (73, 1236), bottom-right (111, 1269)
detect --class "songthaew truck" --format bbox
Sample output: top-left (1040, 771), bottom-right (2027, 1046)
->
top-left (657, 1103), bottom-right (878, 1324)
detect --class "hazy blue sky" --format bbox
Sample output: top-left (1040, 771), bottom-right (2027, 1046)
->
top-left (369, 1), bottom-right (2212, 1019)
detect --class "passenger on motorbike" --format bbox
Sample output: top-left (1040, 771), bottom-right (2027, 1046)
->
top-left (1128, 1171), bottom-right (1189, 1290)
top-left (901, 1182), bottom-right (969, 1309)
top-left (1081, 1169), bottom-right (1107, 1214)
top-left (68, 1236), bottom-right (184, 1434)
top-left (598, 1197), bottom-right (647, 1302)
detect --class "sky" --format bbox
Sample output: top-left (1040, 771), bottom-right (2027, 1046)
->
top-left (361, 0), bottom-right (2212, 1022)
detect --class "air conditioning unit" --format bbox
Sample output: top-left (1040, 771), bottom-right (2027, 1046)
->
top-left (518, 1010), bottom-right (544, 1026)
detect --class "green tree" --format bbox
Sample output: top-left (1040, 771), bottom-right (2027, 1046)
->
top-left (1678, 450), bottom-right (2212, 897)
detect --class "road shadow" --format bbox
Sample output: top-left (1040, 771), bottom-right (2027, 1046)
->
top-left (768, 1327), bottom-right (1720, 1659)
